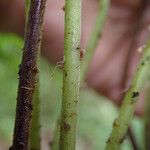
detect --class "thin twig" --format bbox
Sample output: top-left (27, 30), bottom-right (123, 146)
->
top-left (59, 0), bottom-right (82, 149)
top-left (52, 1), bottom-right (109, 149)
top-left (30, 82), bottom-right (41, 150)
top-left (144, 83), bottom-right (150, 150)
top-left (128, 128), bottom-right (138, 150)
top-left (10, 0), bottom-right (47, 149)
top-left (81, 0), bottom-right (110, 81)
top-left (25, 1), bottom-right (41, 149)
top-left (120, 1), bottom-right (149, 149)
top-left (105, 40), bottom-right (150, 149)
top-left (51, 119), bottom-right (60, 150)
top-left (106, 1), bottom-right (149, 149)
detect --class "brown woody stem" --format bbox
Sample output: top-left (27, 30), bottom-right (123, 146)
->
top-left (10, 0), bottom-right (47, 149)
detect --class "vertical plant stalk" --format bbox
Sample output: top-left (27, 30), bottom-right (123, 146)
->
top-left (120, 1), bottom-right (148, 149)
top-left (59, 0), bottom-right (82, 150)
top-left (127, 128), bottom-right (138, 150)
top-left (105, 41), bottom-right (150, 150)
top-left (51, 119), bottom-right (60, 150)
top-left (25, 1), bottom-right (41, 149)
top-left (10, 0), bottom-right (47, 149)
top-left (144, 83), bottom-right (150, 150)
top-left (52, 1), bottom-right (109, 149)
top-left (81, 0), bottom-right (110, 81)
top-left (30, 82), bottom-right (41, 150)
top-left (25, 0), bottom-right (30, 22)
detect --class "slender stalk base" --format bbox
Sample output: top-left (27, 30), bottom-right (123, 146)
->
top-left (10, 0), bottom-right (47, 149)
top-left (106, 42), bottom-right (150, 149)
top-left (144, 84), bottom-right (150, 150)
top-left (30, 83), bottom-right (41, 150)
top-left (81, 0), bottom-right (110, 81)
top-left (59, 0), bottom-right (82, 150)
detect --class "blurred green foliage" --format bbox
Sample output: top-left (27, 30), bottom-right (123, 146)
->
top-left (0, 33), bottom-right (145, 149)
top-left (0, 34), bottom-right (22, 139)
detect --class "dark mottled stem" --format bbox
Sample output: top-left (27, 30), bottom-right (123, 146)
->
top-left (105, 41), bottom-right (150, 149)
top-left (10, 0), bottom-right (47, 149)
top-left (59, 0), bottom-right (82, 149)
top-left (25, 1), bottom-right (41, 149)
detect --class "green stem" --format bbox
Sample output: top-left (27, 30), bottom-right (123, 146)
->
top-left (144, 84), bottom-right (150, 150)
top-left (105, 42), bottom-right (150, 150)
top-left (59, 0), bottom-right (82, 150)
top-left (51, 119), bottom-right (60, 150)
top-left (81, 0), bottom-right (110, 81)
top-left (53, 1), bottom-right (109, 149)
top-left (30, 82), bottom-right (41, 150)
top-left (25, 0), bottom-right (30, 22)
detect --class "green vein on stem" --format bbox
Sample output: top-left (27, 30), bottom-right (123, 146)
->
top-left (105, 41), bottom-right (150, 150)
top-left (59, 0), bottom-right (82, 150)
top-left (81, 0), bottom-right (110, 81)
